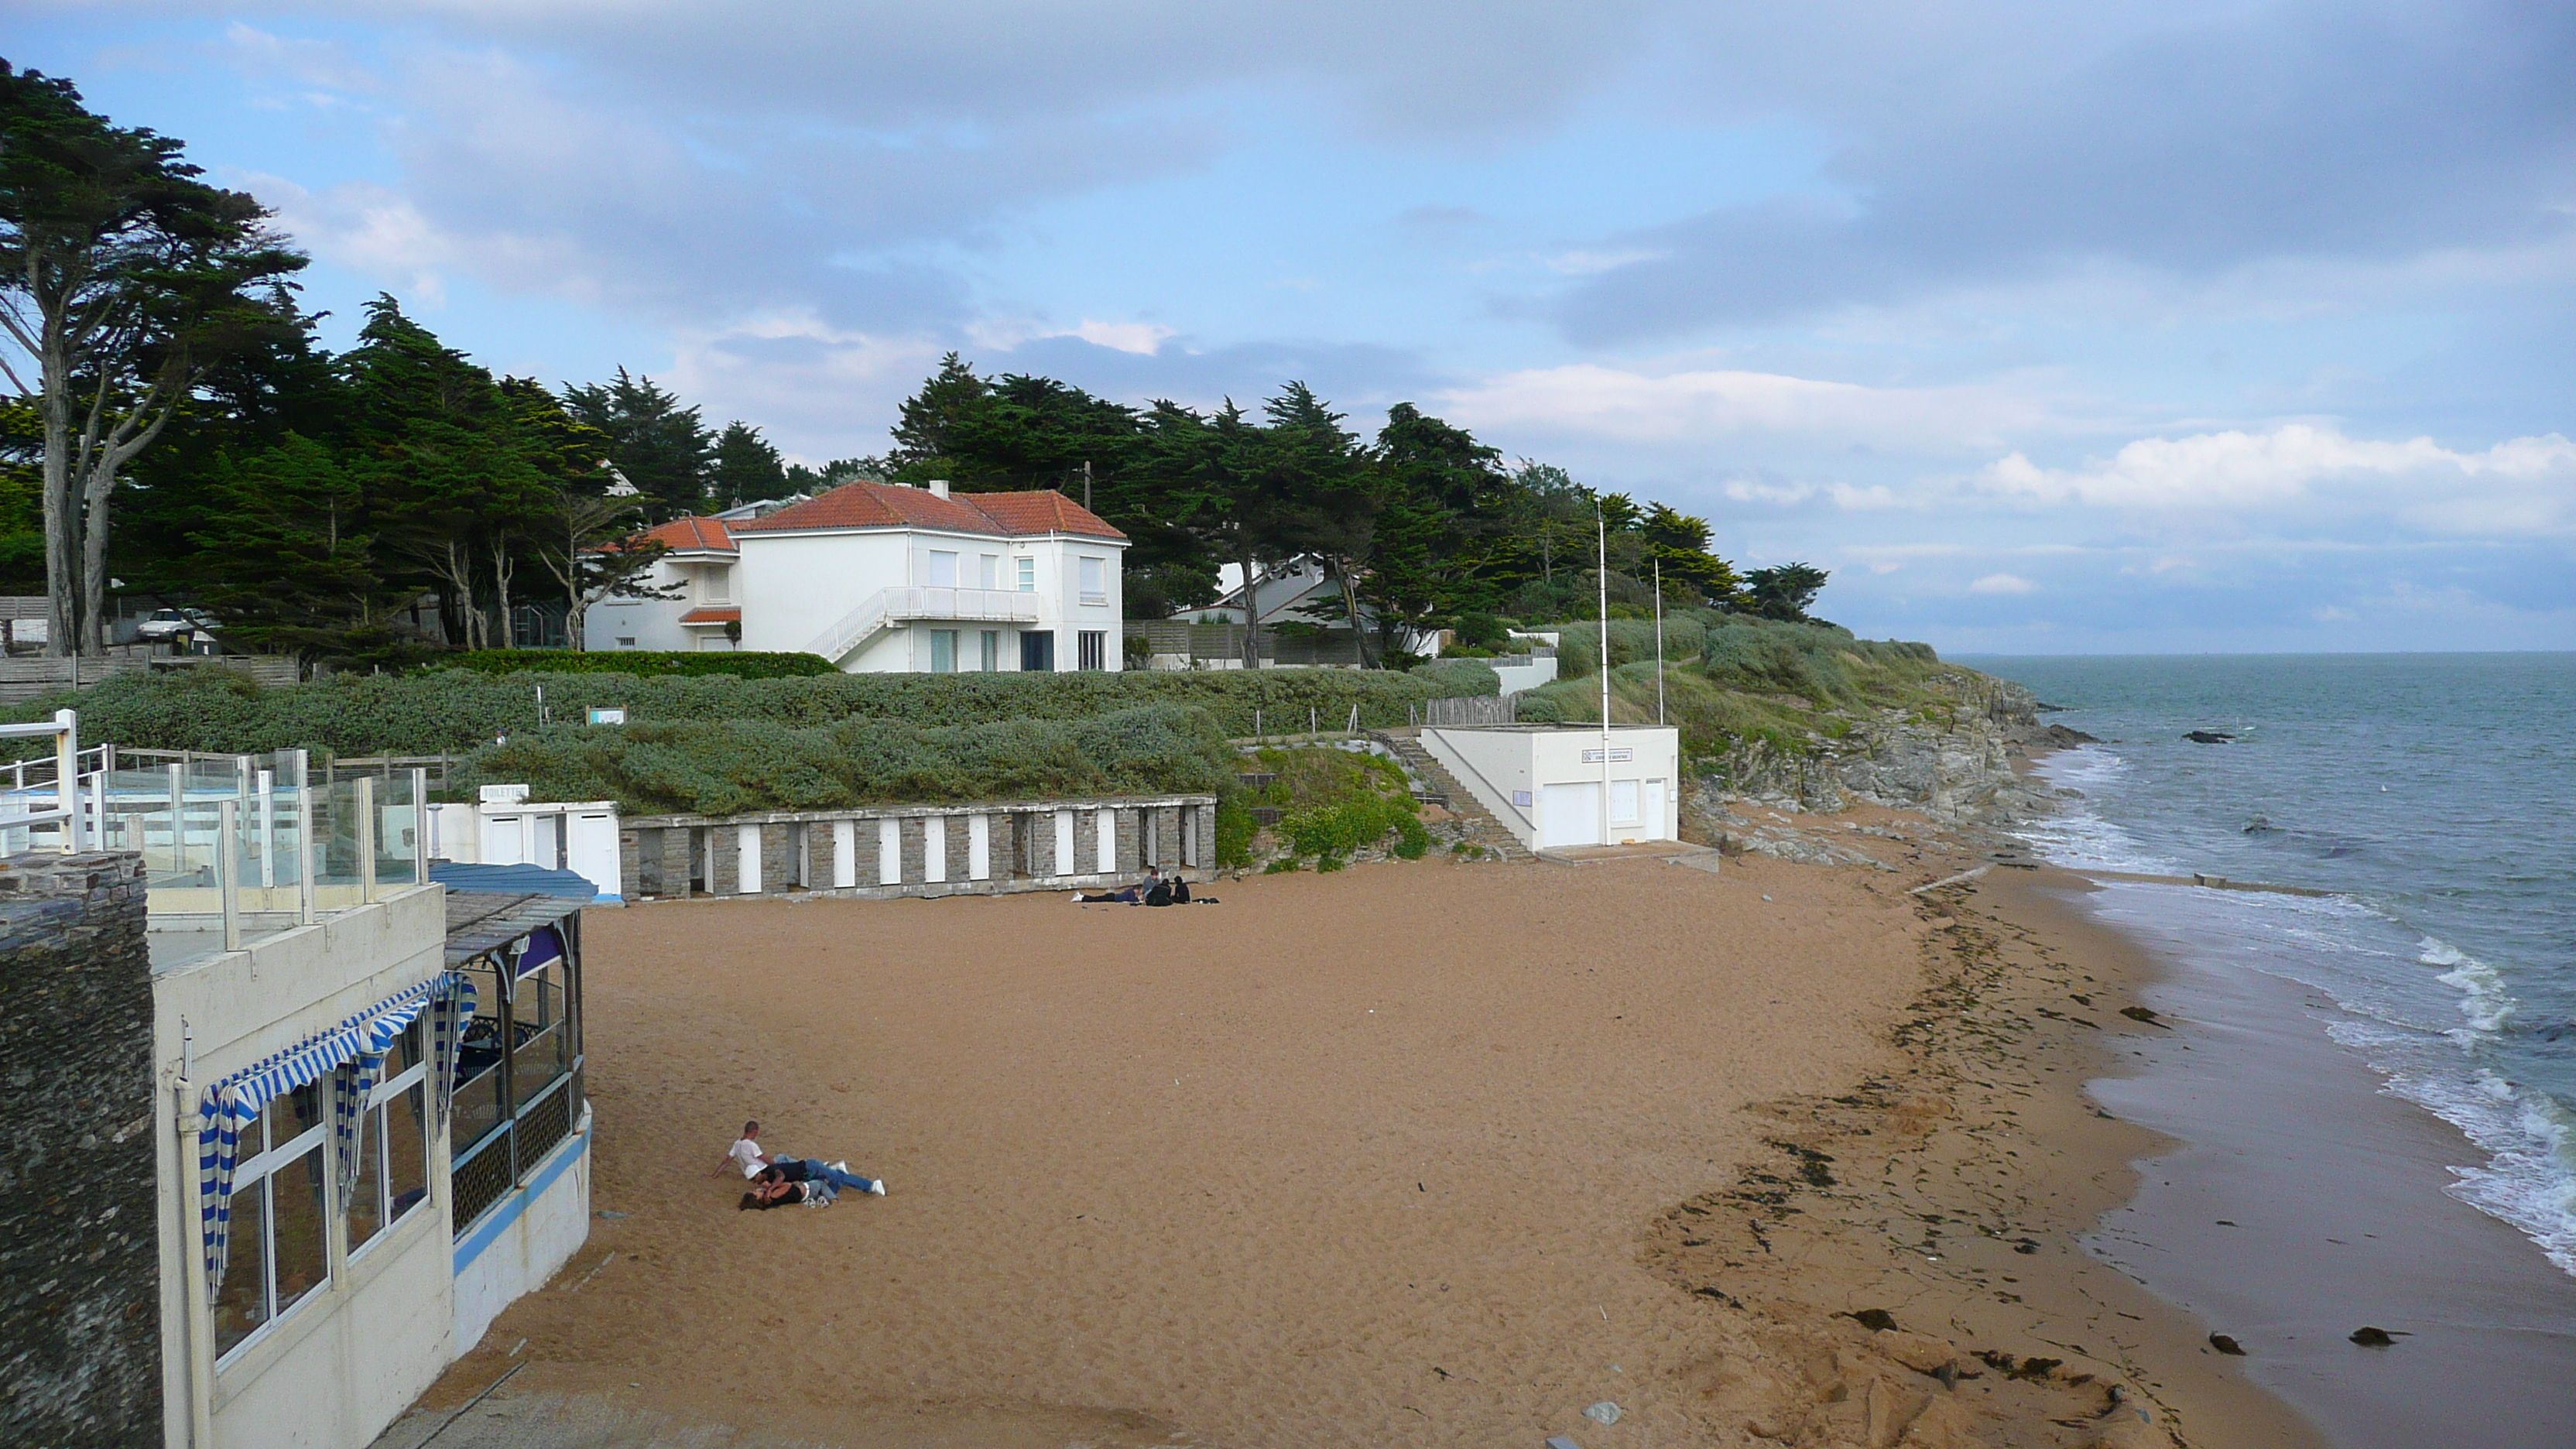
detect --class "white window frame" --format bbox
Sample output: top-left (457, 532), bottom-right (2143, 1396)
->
top-left (1016, 556), bottom-right (1036, 594)
top-left (1077, 629), bottom-right (1107, 672)
top-left (925, 550), bottom-right (960, 587)
top-left (978, 553), bottom-right (1000, 591)
top-left (214, 1105), bottom-right (332, 1366)
top-left (979, 629), bottom-right (1001, 672)
top-left (1077, 556), bottom-right (1107, 605)
top-left (929, 629), bottom-right (959, 673)
top-left (348, 1049), bottom-right (433, 1263)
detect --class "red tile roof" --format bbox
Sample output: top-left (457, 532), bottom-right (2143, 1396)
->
top-left (677, 606), bottom-right (741, 625)
top-left (633, 516), bottom-right (737, 553)
top-left (732, 481), bottom-right (1126, 541)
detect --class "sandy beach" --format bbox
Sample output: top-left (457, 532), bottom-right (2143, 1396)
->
top-left (390, 808), bottom-right (2325, 1449)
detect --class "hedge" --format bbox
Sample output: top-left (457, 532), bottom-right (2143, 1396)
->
top-left (441, 649), bottom-right (837, 679)
top-left (454, 703), bottom-right (1234, 817)
top-left (19, 663), bottom-right (1493, 760)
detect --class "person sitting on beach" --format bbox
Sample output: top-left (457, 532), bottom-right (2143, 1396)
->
top-left (760, 1156), bottom-right (887, 1197)
top-left (711, 1119), bottom-right (770, 1178)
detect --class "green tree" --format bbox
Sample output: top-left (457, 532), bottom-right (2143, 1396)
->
top-left (1744, 563), bottom-right (1831, 622)
top-left (0, 60), bottom-right (307, 653)
top-left (177, 432), bottom-right (395, 661)
top-left (712, 420), bottom-right (787, 505)
top-left (559, 367), bottom-right (712, 518)
top-left (1640, 502), bottom-right (1742, 606)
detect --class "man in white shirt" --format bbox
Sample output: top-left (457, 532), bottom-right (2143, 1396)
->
top-left (712, 1119), bottom-right (769, 1179)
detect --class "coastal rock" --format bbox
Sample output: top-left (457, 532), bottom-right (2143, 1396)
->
top-left (2183, 730), bottom-right (2235, 744)
top-left (1581, 1400), bottom-right (1621, 1425)
top-left (2208, 1332), bottom-right (2246, 1355)
top-left (1875, 1330), bottom-right (1961, 1375)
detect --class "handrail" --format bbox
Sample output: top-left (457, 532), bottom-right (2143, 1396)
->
top-left (1417, 728), bottom-right (1536, 834)
top-left (807, 585), bottom-right (1044, 663)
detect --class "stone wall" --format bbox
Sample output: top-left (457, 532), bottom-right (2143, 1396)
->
top-left (0, 851), bottom-right (159, 1447)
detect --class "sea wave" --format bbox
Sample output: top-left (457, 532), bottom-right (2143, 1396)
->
top-left (2424, 936), bottom-right (2519, 1036)
top-left (2015, 748), bottom-right (2184, 875)
top-left (2387, 1068), bottom-right (2576, 1277)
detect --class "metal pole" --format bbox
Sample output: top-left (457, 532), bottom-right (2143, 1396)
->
top-left (357, 776), bottom-right (377, 905)
top-left (257, 769), bottom-right (276, 889)
top-left (296, 784), bottom-right (317, 925)
top-left (412, 768), bottom-right (430, 886)
top-left (1653, 557), bottom-right (1666, 727)
top-left (168, 763), bottom-right (185, 878)
top-left (1597, 501), bottom-right (1612, 848)
top-left (216, 800), bottom-right (241, 950)
top-left (53, 707), bottom-right (77, 851)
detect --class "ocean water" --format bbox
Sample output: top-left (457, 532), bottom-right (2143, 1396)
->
top-left (1964, 653), bottom-right (2576, 1276)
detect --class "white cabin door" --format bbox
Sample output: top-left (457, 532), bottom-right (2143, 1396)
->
top-left (1538, 782), bottom-right (1600, 849)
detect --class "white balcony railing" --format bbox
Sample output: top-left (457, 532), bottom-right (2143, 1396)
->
top-left (807, 586), bottom-right (1043, 663)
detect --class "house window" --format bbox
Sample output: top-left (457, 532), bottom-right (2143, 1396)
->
top-left (704, 564), bottom-right (731, 603)
top-left (1078, 556), bottom-right (1107, 605)
top-left (978, 554), bottom-right (1000, 591)
top-left (930, 629), bottom-right (958, 673)
top-left (347, 1022), bottom-right (433, 1256)
top-left (1016, 557), bottom-right (1036, 593)
top-left (1077, 629), bottom-right (1107, 671)
top-left (1020, 630), bottom-right (1055, 672)
top-left (213, 1082), bottom-right (331, 1360)
top-left (926, 550), bottom-right (959, 587)
top-left (980, 630), bottom-right (1000, 672)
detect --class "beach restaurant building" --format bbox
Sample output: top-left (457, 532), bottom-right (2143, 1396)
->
top-left (0, 742), bottom-right (598, 1449)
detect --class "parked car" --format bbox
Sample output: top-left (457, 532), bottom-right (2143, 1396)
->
top-left (135, 608), bottom-right (216, 641)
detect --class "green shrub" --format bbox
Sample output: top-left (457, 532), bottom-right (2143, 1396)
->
top-left (1407, 657), bottom-right (1502, 697)
top-left (1453, 611), bottom-right (1508, 649)
top-left (1277, 794), bottom-right (1423, 867)
top-left (451, 702), bottom-right (1233, 816)
top-left (441, 650), bottom-right (837, 679)
top-left (1214, 796), bottom-right (1255, 867)
top-left (1512, 692), bottom-right (1566, 724)
top-left (19, 662), bottom-right (1491, 759)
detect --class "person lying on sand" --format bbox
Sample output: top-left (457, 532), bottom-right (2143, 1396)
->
top-left (741, 1177), bottom-right (834, 1209)
top-left (711, 1119), bottom-right (770, 1178)
top-left (1076, 868), bottom-right (1200, 906)
top-left (761, 1157), bottom-right (887, 1197)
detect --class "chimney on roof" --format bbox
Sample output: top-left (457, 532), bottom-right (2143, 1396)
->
top-left (927, 478), bottom-right (951, 500)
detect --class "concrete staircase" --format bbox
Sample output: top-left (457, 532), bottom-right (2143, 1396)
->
top-left (1368, 727), bottom-right (1533, 863)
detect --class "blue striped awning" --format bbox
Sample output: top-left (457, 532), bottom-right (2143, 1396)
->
top-left (195, 971), bottom-right (477, 1303)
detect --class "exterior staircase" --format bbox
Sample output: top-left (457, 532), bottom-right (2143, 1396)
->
top-left (1368, 727), bottom-right (1533, 863)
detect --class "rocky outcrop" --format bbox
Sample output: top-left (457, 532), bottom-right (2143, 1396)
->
top-left (1688, 671), bottom-right (2085, 841)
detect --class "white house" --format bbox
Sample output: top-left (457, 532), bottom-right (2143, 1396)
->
top-left (1418, 723), bottom-right (1682, 851)
top-left (735, 479), bottom-right (1129, 673)
top-left (584, 513), bottom-right (743, 653)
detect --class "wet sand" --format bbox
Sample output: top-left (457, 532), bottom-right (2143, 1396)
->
top-left (392, 816), bottom-right (2323, 1448)
top-left (2074, 879), bottom-right (2576, 1449)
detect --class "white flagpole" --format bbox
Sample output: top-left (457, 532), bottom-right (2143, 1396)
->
top-left (1597, 501), bottom-right (1612, 847)
top-left (1653, 556), bottom-right (1666, 725)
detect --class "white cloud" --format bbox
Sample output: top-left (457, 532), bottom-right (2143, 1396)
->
top-left (1437, 362), bottom-right (2054, 451)
top-left (1978, 424), bottom-right (2576, 533)
top-left (1969, 572), bottom-right (2036, 594)
top-left (1063, 320), bottom-right (1177, 355)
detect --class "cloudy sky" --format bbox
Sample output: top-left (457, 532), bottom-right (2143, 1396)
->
top-left (17, 2), bottom-right (2574, 653)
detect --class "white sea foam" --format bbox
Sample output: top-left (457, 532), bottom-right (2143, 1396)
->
top-left (2390, 1069), bottom-right (2576, 1277)
top-left (2424, 935), bottom-right (2518, 1035)
top-left (2014, 747), bottom-right (2184, 874)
